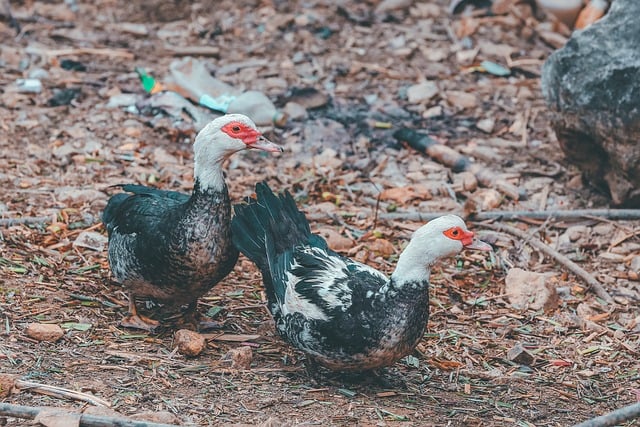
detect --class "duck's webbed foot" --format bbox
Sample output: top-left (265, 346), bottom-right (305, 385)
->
top-left (173, 301), bottom-right (225, 331)
top-left (121, 297), bottom-right (160, 331)
top-left (368, 368), bottom-right (407, 389)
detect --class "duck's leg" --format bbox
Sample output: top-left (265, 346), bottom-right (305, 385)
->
top-left (121, 294), bottom-right (160, 331)
top-left (181, 301), bottom-right (224, 331)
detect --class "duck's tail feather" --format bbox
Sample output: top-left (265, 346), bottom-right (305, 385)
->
top-left (232, 181), bottom-right (322, 304)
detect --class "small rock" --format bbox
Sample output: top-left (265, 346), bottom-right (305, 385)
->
top-left (283, 102), bottom-right (308, 121)
top-left (0, 374), bottom-right (17, 398)
top-left (174, 329), bottom-right (206, 357)
top-left (16, 78), bottom-right (42, 94)
top-left (286, 87), bottom-right (329, 109)
top-left (375, 0), bottom-right (413, 14)
top-left (470, 188), bottom-right (502, 210)
top-left (565, 225), bottom-right (590, 242)
top-left (541, 0), bottom-right (640, 207)
top-left (505, 268), bottom-right (559, 311)
top-left (507, 343), bottom-right (535, 366)
top-left (130, 411), bottom-right (181, 424)
top-left (107, 93), bottom-right (138, 108)
top-left (73, 231), bottom-right (108, 251)
top-left (476, 117), bottom-right (495, 133)
top-left (422, 105), bottom-right (443, 118)
top-left (407, 81), bottom-right (439, 104)
top-left (629, 255), bottom-right (640, 273)
top-left (446, 91), bottom-right (478, 109)
top-left (453, 171), bottom-right (478, 192)
top-left (592, 222), bottom-right (613, 235)
top-left (220, 346), bottom-right (253, 370)
top-left (25, 323), bottom-right (64, 342)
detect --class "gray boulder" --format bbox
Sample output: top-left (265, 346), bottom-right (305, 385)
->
top-left (541, 0), bottom-right (640, 207)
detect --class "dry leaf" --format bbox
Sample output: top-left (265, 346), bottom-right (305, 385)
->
top-left (315, 227), bottom-right (355, 251)
top-left (367, 238), bottom-right (395, 257)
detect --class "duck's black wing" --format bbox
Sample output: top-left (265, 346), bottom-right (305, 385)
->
top-left (102, 185), bottom-right (189, 236)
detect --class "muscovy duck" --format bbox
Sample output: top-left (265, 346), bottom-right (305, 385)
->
top-left (103, 114), bottom-right (283, 331)
top-left (232, 182), bottom-right (491, 371)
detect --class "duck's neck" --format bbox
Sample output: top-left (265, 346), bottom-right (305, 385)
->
top-left (193, 148), bottom-right (228, 193)
top-left (389, 240), bottom-right (437, 289)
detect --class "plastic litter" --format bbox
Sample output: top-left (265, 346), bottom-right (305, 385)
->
top-left (136, 58), bottom-right (287, 127)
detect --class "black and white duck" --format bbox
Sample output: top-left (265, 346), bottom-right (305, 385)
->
top-left (103, 114), bottom-right (283, 330)
top-left (232, 182), bottom-right (491, 371)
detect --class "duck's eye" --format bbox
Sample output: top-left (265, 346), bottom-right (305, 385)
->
top-left (232, 125), bottom-right (241, 133)
top-left (443, 227), bottom-right (465, 240)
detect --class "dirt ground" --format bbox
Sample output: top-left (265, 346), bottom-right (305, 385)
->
top-left (1, 0), bottom-right (639, 426)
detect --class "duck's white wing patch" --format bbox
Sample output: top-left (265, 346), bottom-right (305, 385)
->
top-left (282, 246), bottom-right (353, 320)
top-left (346, 259), bottom-right (388, 281)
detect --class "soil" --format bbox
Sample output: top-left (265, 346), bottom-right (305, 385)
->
top-left (1, 1), bottom-right (639, 426)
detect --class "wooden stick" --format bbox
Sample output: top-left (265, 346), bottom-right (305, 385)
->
top-left (15, 380), bottom-right (111, 408)
top-left (481, 222), bottom-right (614, 304)
top-left (393, 128), bottom-right (524, 200)
top-left (571, 402), bottom-right (640, 427)
top-left (0, 216), bottom-right (52, 226)
top-left (314, 209), bottom-right (640, 222)
top-left (0, 402), bottom-right (180, 427)
top-left (25, 45), bottom-right (134, 59)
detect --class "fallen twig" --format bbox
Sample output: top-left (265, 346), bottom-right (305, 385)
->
top-left (24, 45), bottom-right (134, 60)
top-left (162, 44), bottom-right (220, 57)
top-left (0, 216), bottom-right (52, 227)
top-left (571, 401), bottom-right (640, 427)
top-left (394, 128), bottom-right (524, 200)
top-left (15, 380), bottom-right (111, 408)
top-left (0, 402), bottom-right (180, 427)
top-left (481, 222), bottom-right (614, 304)
top-left (343, 209), bottom-right (640, 222)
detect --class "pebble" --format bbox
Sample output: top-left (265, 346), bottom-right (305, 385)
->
top-left (0, 374), bottom-right (17, 398)
top-left (422, 105), bottom-right (443, 118)
top-left (25, 323), bottom-right (64, 342)
top-left (220, 346), bottom-right (253, 370)
top-left (446, 90), bottom-right (478, 109)
top-left (174, 329), bottom-right (206, 357)
top-left (284, 101), bottom-right (308, 121)
top-left (407, 81), bottom-right (438, 103)
top-left (505, 268), bottom-right (559, 311)
top-left (565, 225), bottom-right (590, 242)
top-left (476, 117), bottom-right (495, 133)
top-left (16, 78), bottom-right (42, 94)
top-left (507, 343), bottom-right (535, 366)
top-left (130, 411), bottom-right (181, 424)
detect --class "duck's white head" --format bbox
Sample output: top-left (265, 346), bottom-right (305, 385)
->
top-left (392, 214), bottom-right (491, 283)
top-left (193, 114), bottom-right (283, 191)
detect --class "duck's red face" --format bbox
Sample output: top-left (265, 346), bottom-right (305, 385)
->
top-left (443, 226), bottom-right (492, 251)
top-left (443, 226), bottom-right (474, 245)
top-left (221, 121), bottom-right (260, 144)
top-left (220, 121), bottom-right (283, 152)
